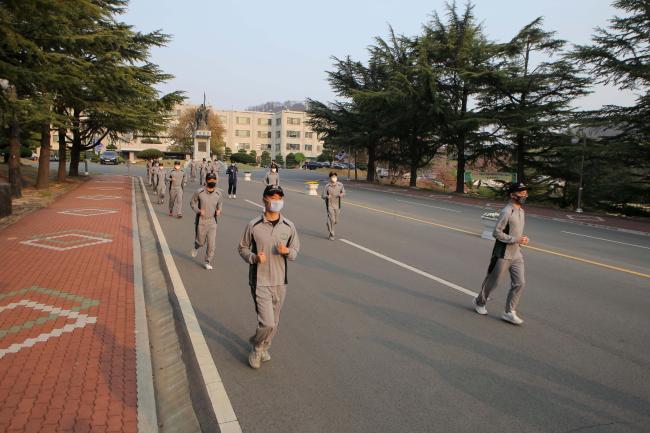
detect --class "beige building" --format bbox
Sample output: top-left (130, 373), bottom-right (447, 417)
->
top-left (216, 109), bottom-right (323, 160)
top-left (44, 104), bottom-right (324, 162)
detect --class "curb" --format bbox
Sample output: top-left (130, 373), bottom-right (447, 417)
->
top-left (138, 177), bottom-right (243, 433)
top-left (131, 177), bottom-right (159, 433)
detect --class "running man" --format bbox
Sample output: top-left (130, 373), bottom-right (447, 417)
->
top-left (190, 173), bottom-right (224, 270)
top-left (167, 161), bottom-right (188, 218)
top-left (322, 171), bottom-right (345, 240)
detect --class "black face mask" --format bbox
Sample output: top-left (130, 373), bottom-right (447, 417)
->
top-left (513, 195), bottom-right (527, 204)
top-left (207, 182), bottom-right (217, 188)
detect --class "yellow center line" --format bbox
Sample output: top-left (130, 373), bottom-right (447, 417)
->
top-left (278, 183), bottom-right (650, 279)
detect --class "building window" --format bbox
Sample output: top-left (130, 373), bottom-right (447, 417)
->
top-left (256, 144), bottom-right (262, 150)
top-left (235, 130), bottom-right (251, 137)
top-left (304, 144), bottom-right (313, 152)
top-left (286, 130), bottom-right (300, 138)
top-left (286, 143), bottom-right (300, 151)
top-left (219, 115), bottom-right (227, 124)
top-left (257, 131), bottom-right (271, 138)
top-left (238, 143), bottom-right (251, 150)
top-left (276, 118), bottom-right (282, 126)
top-left (287, 117), bottom-right (301, 125)
top-left (305, 132), bottom-right (314, 139)
top-left (275, 144), bottom-right (281, 151)
top-left (258, 118), bottom-right (271, 126)
top-left (236, 117), bottom-right (251, 125)
top-left (275, 131), bottom-right (281, 138)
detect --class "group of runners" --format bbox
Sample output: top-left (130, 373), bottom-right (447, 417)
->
top-left (144, 158), bottom-right (530, 368)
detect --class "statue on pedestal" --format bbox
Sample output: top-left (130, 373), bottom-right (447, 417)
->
top-left (195, 103), bottom-right (209, 131)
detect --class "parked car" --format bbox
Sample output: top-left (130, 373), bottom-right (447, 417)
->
top-left (305, 161), bottom-right (321, 170)
top-left (332, 162), bottom-right (346, 169)
top-left (99, 151), bottom-right (119, 165)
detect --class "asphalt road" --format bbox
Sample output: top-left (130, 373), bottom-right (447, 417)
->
top-left (67, 162), bottom-right (650, 432)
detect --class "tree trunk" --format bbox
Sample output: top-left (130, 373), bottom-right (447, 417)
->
top-left (455, 133), bottom-right (466, 193)
top-left (36, 122), bottom-right (51, 189)
top-left (8, 118), bottom-right (22, 198)
top-left (409, 163), bottom-right (418, 187)
top-left (366, 146), bottom-right (376, 183)
top-left (455, 88), bottom-right (470, 194)
top-left (57, 127), bottom-right (67, 181)
top-left (516, 133), bottom-right (525, 183)
top-left (68, 110), bottom-right (81, 176)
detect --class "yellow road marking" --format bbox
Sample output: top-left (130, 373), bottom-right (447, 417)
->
top-left (280, 183), bottom-right (650, 279)
top-left (523, 245), bottom-right (650, 279)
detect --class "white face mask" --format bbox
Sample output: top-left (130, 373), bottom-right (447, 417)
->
top-left (330, 176), bottom-right (337, 183)
top-left (271, 168), bottom-right (277, 173)
top-left (267, 199), bottom-right (284, 212)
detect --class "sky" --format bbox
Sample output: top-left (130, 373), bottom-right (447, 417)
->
top-left (123, 0), bottom-right (638, 110)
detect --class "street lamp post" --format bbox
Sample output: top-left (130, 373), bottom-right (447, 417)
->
top-left (575, 135), bottom-right (587, 213)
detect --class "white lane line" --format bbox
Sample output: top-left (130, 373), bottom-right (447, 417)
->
top-left (396, 199), bottom-right (462, 213)
top-left (245, 199), bottom-right (264, 209)
top-left (561, 231), bottom-right (650, 250)
top-left (139, 177), bottom-right (243, 433)
top-left (340, 239), bottom-right (478, 297)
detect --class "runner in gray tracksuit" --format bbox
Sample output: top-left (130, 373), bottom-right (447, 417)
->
top-left (238, 185), bottom-right (300, 369)
top-left (199, 159), bottom-right (208, 186)
top-left (473, 182), bottom-right (530, 325)
top-left (188, 158), bottom-right (196, 181)
top-left (190, 173), bottom-right (224, 270)
top-left (322, 171), bottom-right (346, 240)
top-left (155, 165), bottom-right (166, 204)
top-left (167, 161), bottom-right (188, 217)
top-left (264, 168), bottom-right (279, 186)
top-left (146, 159), bottom-right (153, 185)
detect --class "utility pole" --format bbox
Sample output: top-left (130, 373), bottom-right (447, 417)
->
top-left (576, 135), bottom-right (587, 213)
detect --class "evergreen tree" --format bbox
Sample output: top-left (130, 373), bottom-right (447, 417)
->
top-left (479, 18), bottom-right (589, 183)
top-left (572, 0), bottom-right (650, 204)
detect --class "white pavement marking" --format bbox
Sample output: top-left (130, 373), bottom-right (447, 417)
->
top-left (20, 233), bottom-right (112, 251)
top-left (0, 300), bottom-right (96, 359)
top-left (138, 177), bottom-right (243, 433)
top-left (131, 178), bottom-right (158, 433)
top-left (566, 214), bottom-right (605, 222)
top-left (76, 195), bottom-right (121, 200)
top-left (340, 239), bottom-right (478, 297)
top-left (561, 231), bottom-right (650, 250)
top-left (396, 199), bottom-right (462, 213)
top-left (57, 208), bottom-right (119, 217)
top-left (245, 199), bottom-right (264, 209)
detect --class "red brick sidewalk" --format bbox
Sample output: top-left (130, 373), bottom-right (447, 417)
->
top-left (0, 175), bottom-right (137, 433)
top-left (349, 182), bottom-right (650, 234)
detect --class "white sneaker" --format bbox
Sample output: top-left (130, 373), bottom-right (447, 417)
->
top-left (502, 311), bottom-right (524, 325)
top-left (233, 195), bottom-right (236, 199)
top-left (204, 263), bottom-right (213, 270)
top-left (261, 350), bottom-right (271, 362)
top-left (473, 298), bottom-right (487, 315)
top-left (191, 248), bottom-right (198, 258)
top-left (248, 349), bottom-right (262, 369)
top-left (229, 194), bottom-right (232, 198)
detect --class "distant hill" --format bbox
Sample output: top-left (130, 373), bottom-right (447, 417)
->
top-left (247, 100), bottom-right (307, 113)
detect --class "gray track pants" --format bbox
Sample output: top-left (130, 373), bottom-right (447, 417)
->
top-left (327, 207), bottom-right (340, 236)
top-left (250, 285), bottom-right (286, 350)
top-left (156, 186), bottom-right (165, 204)
top-left (169, 187), bottom-right (183, 215)
top-left (194, 221), bottom-right (217, 264)
top-left (476, 257), bottom-right (526, 313)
